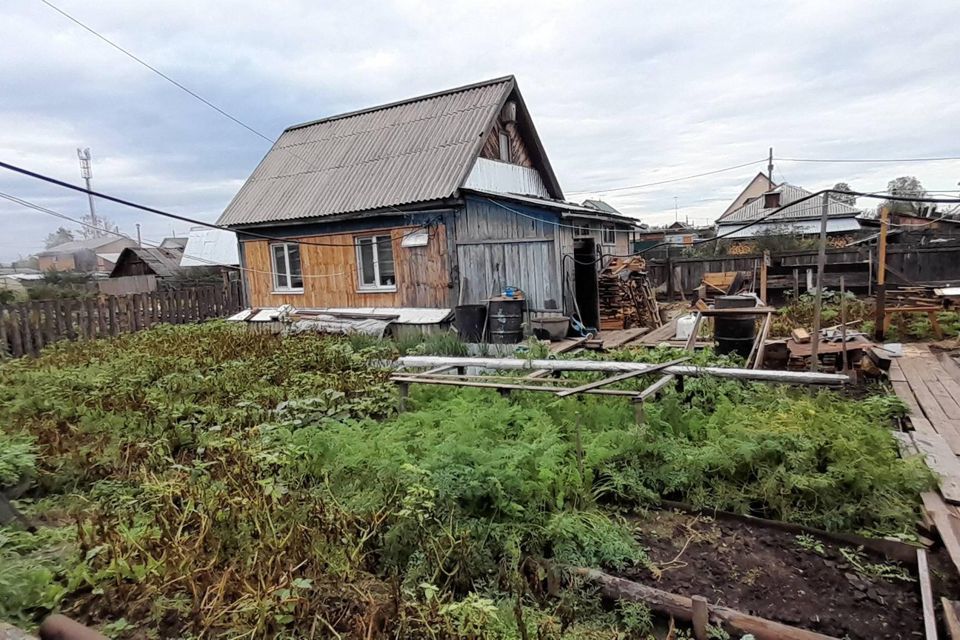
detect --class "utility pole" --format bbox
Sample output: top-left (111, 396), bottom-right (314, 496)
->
top-left (135, 223), bottom-right (142, 248)
top-left (77, 148), bottom-right (98, 233)
top-left (767, 147), bottom-right (774, 183)
top-left (674, 196), bottom-right (679, 222)
top-left (809, 193), bottom-right (830, 371)
top-left (873, 205), bottom-right (890, 341)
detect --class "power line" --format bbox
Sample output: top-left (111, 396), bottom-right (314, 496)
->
top-left (778, 155), bottom-right (960, 164)
top-left (567, 159), bottom-right (767, 195)
top-left (0, 160), bottom-right (434, 248)
top-left (0, 190), bottom-right (352, 279)
top-left (38, 0), bottom-right (275, 145)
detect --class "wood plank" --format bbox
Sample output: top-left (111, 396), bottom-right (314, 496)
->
top-left (917, 549), bottom-right (938, 640)
top-left (941, 598), bottom-right (960, 640)
top-left (902, 357), bottom-right (950, 422)
top-left (391, 375), bottom-right (638, 397)
top-left (555, 368), bottom-right (649, 398)
top-left (929, 379), bottom-right (960, 419)
top-left (8, 308), bottom-right (23, 357)
top-left (911, 431), bottom-right (960, 503)
top-left (921, 492), bottom-right (960, 577)
top-left (602, 327), bottom-right (650, 350)
top-left (0, 309), bottom-right (8, 357)
top-left (573, 567), bottom-right (839, 640)
top-left (888, 358), bottom-right (907, 382)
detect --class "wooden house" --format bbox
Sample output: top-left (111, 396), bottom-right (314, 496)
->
top-left (37, 236), bottom-right (135, 273)
top-left (99, 246), bottom-right (189, 295)
top-left (217, 76), bottom-right (639, 324)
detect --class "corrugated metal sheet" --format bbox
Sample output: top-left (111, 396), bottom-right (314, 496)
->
top-left (180, 226), bottom-right (239, 267)
top-left (462, 157), bottom-right (549, 198)
top-left (716, 217), bottom-right (862, 238)
top-left (217, 78), bottom-right (515, 226)
top-left (721, 183), bottom-right (862, 224)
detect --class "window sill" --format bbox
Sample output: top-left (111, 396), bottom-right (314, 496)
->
top-left (271, 289), bottom-right (304, 295)
top-left (357, 286), bottom-right (397, 294)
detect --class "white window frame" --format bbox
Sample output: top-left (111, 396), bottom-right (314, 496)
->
top-left (270, 242), bottom-right (303, 293)
top-left (602, 225), bottom-right (616, 245)
top-left (498, 130), bottom-right (511, 162)
top-left (355, 234), bottom-right (397, 292)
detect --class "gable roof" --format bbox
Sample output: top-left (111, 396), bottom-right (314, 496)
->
top-left (37, 235), bottom-right (131, 256)
top-left (217, 76), bottom-right (562, 227)
top-left (717, 183), bottom-right (862, 226)
top-left (109, 247), bottom-right (186, 278)
top-left (717, 172), bottom-right (776, 221)
top-left (581, 199), bottom-right (621, 215)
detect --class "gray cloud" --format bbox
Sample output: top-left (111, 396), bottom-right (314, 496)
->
top-left (1, 0), bottom-right (959, 261)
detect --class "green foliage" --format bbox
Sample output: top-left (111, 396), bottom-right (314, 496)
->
top-left (772, 290), bottom-right (872, 337)
top-left (0, 324), bottom-right (934, 637)
top-left (0, 433), bottom-right (35, 487)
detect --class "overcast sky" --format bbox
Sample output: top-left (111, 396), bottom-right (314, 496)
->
top-left (2, 0), bottom-right (959, 263)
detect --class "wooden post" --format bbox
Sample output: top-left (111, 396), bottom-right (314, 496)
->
top-left (108, 297), bottom-right (119, 336)
top-left (692, 595), bottom-right (709, 640)
top-left (759, 250), bottom-right (769, 305)
top-left (43, 301), bottom-right (55, 346)
top-left (874, 206), bottom-right (889, 341)
top-left (809, 194), bottom-right (830, 372)
top-left (792, 268), bottom-right (799, 299)
top-left (96, 297), bottom-right (107, 337)
top-left (20, 304), bottom-right (35, 356)
top-left (839, 276), bottom-right (848, 373)
top-left (9, 308), bottom-right (23, 357)
top-left (63, 299), bottom-right (75, 341)
top-left (918, 549), bottom-right (938, 640)
top-left (0, 308), bottom-right (8, 357)
top-left (83, 298), bottom-right (95, 339)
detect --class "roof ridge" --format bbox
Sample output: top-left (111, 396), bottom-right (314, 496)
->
top-left (285, 75), bottom-right (515, 132)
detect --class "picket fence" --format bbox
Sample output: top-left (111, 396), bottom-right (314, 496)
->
top-left (0, 282), bottom-right (243, 358)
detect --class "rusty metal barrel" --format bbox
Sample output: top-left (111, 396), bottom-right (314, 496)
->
top-left (488, 299), bottom-right (524, 344)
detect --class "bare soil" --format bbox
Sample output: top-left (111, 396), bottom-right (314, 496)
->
top-left (618, 509), bottom-right (958, 640)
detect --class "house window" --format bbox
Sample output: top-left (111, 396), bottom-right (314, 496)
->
top-left (573, 222), bottom-right (590, 237)
top-left (764, 192), bottom-right (781, 208)
top-left (271, 242), bottom-right (303, 292)
top-left (499, 130), bottom-right (511, 162)
top-left (356, 235), bottom-right (396, 291)
top-left (602, 225), bottom-right (616, 245)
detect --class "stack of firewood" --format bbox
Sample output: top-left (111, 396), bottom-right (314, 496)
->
top-left (598, 257), bottom-right (661, 330)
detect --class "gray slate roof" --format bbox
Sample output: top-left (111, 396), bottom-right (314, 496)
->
top-left (218, 76), bottom-right (557, 227)
top-left (37, 235), bottom-right (129, 256)
top-left (719, 183), bottom-right (862, 225)
top-left (110, 247), bottom-right (186, 278)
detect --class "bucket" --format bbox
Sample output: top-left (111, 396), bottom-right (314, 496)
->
top-left (455, 304), bottom-right (487, 342)
top-left (531, 315), bottom-right (569, 341)
top-left (488, 299), bottom-right (524, 344)
top-left (714, 295), bottom-right (756, 358)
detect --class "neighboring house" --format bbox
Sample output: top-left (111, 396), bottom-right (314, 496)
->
top-left (715, 183), bottom-right (863, 238)
top-left (159, 237), bottom-right (189, 251)
top-left (180, 226), bottom-right (239, 268)
top-left (632, 221), bottom-right (711, 253)
top-left (96, 252), bottom-right (122, 273)
top-left (719, 172), bottom-right (776, 220)
top-left (100, 246), bottom-right (187, 295)
top-left (37, 236), bottom-right (135, 272)
top-left (217, 76), bottom-right (640, 318)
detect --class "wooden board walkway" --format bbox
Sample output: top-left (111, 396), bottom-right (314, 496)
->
top-left (891, 345), bottom-right (960, 579)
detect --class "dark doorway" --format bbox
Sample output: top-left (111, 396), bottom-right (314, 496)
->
top-left (573, 237), bottom-right (600, 332)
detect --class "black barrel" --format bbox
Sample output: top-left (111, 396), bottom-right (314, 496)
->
top-left (714, 295), bottom-right (756, 358)
top-left (455, 304), bottom-right (487, 342)
top-left (488, 299), bottom-right (524, 344)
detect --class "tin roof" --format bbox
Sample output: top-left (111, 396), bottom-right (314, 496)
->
top-left (218, 76), bottom-right (561, 227)
top-left (37, 235), bottom-right (132, 256)
top-left (109, 247), bottom-right (186, 278)
top-left (720, 183), bottom-right (862, 224)
top-left (180, 226), bottom-right (239, 267)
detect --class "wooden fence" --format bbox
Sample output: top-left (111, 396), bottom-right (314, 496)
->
top-left (0, 282), bottom-right (243, 358)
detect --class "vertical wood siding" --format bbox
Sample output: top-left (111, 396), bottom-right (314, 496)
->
top-left (241, 225), bottom-right (449, 309)
top-left (455, 199), bottom-right (561, 311)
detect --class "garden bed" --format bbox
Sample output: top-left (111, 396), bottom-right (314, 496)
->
top-left (620, 509), bottom-right (958, 639)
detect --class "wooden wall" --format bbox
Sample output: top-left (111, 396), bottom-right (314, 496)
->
top-left (480, 119), bottom-right (533, 168)
top-left (241, 224), bottom-right (450, 309)
top-left (455, 198), bottom-right (562, 312)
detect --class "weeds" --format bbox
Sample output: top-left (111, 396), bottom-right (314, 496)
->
top-left (0, 323), bottom-right (934, 637)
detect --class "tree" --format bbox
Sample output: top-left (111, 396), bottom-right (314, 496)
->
top-left (831, 182), bottom-right (857, 206)
top-left (44, 226), bottom-right (75, 249)
top-left (884, 176), bottom-right (929, 216)
top-left (76, 214), bottom-right (120, 240)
